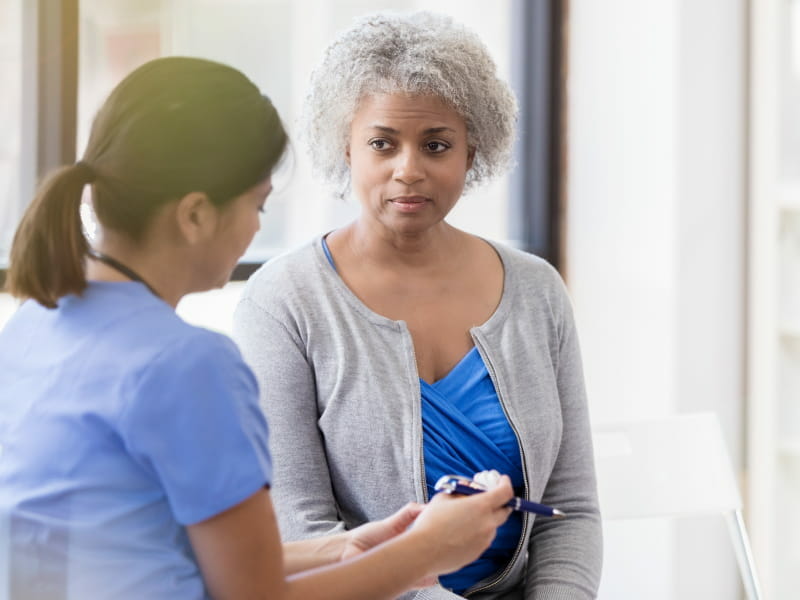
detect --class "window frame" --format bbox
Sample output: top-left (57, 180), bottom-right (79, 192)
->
top-left (0, 0), bottom-right (566, 289)
top-left (509, 0), bottom-right (567, 269)
top-left (0, 0), bottom-right (78, 289)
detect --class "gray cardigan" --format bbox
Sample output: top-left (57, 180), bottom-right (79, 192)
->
top-left (233, 237), bottom-right (602, 600)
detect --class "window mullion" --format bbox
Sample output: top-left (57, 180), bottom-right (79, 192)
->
top-left (36, 0), bottom-right (79, 176)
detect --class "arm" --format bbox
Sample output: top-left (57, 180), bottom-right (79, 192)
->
top-left (284, 502), bottom-right (461, 594)
top-left (232, 297), bottom-right (345, 538)
top-left (285, 502), bottom-right (423, 576)
top-left (524, 288), bottom-right (603, 600)
top-left (188, 483), bottom-right (514, 600)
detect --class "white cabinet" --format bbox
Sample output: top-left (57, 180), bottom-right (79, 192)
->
top-left (748, 1), bottom-right (800, 598)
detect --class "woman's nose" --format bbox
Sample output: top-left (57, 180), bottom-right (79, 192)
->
top-left (393, 149), bottom-right (424, 184)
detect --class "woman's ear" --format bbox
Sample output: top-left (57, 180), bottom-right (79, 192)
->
top-left (174, 191), bottom-right (217, 245)
top-left (345, 144), bottom-right (351, 167)
top-left (467, 146), bottom-right (476, 171)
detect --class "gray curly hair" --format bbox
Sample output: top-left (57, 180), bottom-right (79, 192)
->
top-left (300, 11), bottom-right (518, 195)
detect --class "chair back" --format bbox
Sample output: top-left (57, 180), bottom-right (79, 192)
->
top-left (593, 412), bottom-right (742, 519)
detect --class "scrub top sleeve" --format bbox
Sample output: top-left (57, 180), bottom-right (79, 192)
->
top-left (119, 331), bottom-right (272, 525)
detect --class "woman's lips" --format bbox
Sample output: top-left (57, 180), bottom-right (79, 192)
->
top-left (388, 196), bottom-right (429, 212)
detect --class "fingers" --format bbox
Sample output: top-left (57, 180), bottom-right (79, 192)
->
top-left (406, 472), bottom-right (523, 578)
top-left (484, 475), bottom-right (514, 507)
top-left (387, 502), bottom-right (425, 532)
top-left (488, 475), bottom-right (514, 522)
top-left (411, 483), bottom-right (519, 576)
top-left (462, 475), bottom-right (512, 527)
top-left (489, 475), bottom-right (514, 500)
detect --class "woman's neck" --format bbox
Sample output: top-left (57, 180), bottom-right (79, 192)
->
top-left (86, 235), bottom-right (188, 308)
top-left (335, 219), bottom-right (468, 274)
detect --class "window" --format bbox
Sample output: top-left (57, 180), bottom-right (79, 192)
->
top-left (1, 0), bottom-right (565, 330)
top-left (0, 0), bottom-right (26, 270)
top-left (76, 0), bottom-right (514, 262)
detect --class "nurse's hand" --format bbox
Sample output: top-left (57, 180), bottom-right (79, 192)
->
top-left (342, 503), bottom-right (423, 558)
top-left (339, 475), bottom-right (513, 584)
top-left (411, 475), bottom-right (514, 578)
top-left (341, 503), bottom-right (437, 588)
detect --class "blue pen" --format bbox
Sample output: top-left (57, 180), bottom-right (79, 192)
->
top-left (434, 474), bottom-right (566, 518)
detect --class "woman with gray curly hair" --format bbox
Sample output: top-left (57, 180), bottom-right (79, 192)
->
top-left (234, 11), bottom-right (602, 600)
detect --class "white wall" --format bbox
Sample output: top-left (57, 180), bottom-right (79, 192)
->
top-left (0, 293), bottom-right (17, 330)
top-left (568, 0), bottom-right (746, 598)
top-left (176, 282), bottom-right (246, 335)
top-left (0, 283), bottom-right (246, 335)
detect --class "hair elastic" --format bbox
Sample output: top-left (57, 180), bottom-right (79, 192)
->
top-left (75, 160), bottom-right (96, 183)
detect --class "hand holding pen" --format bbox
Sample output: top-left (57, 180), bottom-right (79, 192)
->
top-left (434, 472), bottom-right (566, 519)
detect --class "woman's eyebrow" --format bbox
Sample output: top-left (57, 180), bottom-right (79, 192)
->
top-left (423, 127), bottom-right (457, 135)
top-left (366, 125), bottom-right (457, 135)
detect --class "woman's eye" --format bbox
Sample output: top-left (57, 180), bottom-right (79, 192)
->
top-left (426, 141), bottom-right (450, 153)
top-left (369, 139), bottom-right (392, 150)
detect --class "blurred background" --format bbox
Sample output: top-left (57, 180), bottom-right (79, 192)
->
top-left (0, 1), bottom-right (797, 598)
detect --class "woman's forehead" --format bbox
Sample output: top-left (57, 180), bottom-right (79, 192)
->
top-left (351, 93), bottom-right (466, 129)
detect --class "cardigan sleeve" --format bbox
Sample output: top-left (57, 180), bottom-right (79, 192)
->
top-left (523, 282), bottom-right (603, 600)
top-left (232, 295), bottom-right (346, 540)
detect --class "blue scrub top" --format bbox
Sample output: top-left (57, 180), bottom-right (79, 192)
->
top-left (0, 281), bottom-right (272, 599)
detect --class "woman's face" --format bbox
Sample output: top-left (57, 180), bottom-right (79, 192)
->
top-left (201, 178), bottom-right (271, 289)
top-left (346, 93), bottom-right (474, 236)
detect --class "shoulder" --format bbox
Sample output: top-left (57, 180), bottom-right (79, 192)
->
top-left (122, 322), bottom-right (259, 426)
top-left (234, 237), bottom-right (351, 340)
top-left (151, 324), bottom-right (249, 380)
top-left (107, 292), bottom-right (247, 371)
top-left (239, 239), bottom-right (323, 311)
top-left (489, 241), bottom-right (568, 300)
top-left (479, 240), bottom-right (576, 341)
top-left (98, 293), bottom-right (255, 395)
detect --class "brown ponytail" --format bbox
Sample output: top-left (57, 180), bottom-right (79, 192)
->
top-left (6, 164), bottom-right (93, 308)
top-left (7, 57), bottom-right (287, 309)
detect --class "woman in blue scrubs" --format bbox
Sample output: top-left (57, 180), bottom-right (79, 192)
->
top-left (0, 56), bottom-right (513, 600)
